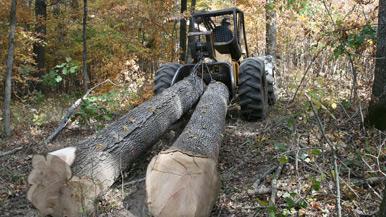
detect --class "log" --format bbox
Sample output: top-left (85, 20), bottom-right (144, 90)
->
top-left (146, 81), bottom-right (229, 217)
top-left (27, 75), bottom-right (204, 217)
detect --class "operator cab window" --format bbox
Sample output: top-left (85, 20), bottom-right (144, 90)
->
top-left (213, 17), bottom-right (233, 43)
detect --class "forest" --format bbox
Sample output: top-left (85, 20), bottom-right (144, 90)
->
top-left (0, 0), bottom-right (385, 216)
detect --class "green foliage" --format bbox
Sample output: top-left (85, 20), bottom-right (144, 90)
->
top-left (32, 112), bottom-right (47, 126)
top-left (278, 155), bottom-right (289, 165)
top-left (75, 94), bottom-right (114, 126)
top-left (268, 205), bottom-right (277, 217)
top-left (348, 24), bottom-right (376, 49)
top-left (42, 57), bottom-right (79, 87)
top-left (286, 116), bottom-right (296, 130)
top-left (310, 148), bottom-right (322, 156)
top-left (30, 91), bottom-right (45, 105)
top-left (274, 143), bottom-right (288, 152)
top-left (311, 177), bottom-right (321, 191)
top-left (286, 0), bottom-right (310, 15)
top-left (333, 24), bottom-right (376, 58)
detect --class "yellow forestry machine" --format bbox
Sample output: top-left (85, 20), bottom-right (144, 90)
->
top-left (154, 8), bottom-right (275, 121)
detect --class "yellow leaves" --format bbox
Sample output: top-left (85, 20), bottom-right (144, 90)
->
top-left (299, 15), bottom-right (307, 22)
top-left (331, 103), bottom-right (337, 110)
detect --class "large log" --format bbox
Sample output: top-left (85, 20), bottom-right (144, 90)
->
top-left (27, 75), bottom-right (204, 217)
top-left (146, 81), bottom-right (229, 217)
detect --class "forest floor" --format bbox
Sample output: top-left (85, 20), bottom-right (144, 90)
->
top-left (0, 93), bottom-right (385, 216)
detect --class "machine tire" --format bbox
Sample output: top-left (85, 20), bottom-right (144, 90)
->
top-left (239, 58), bottom-right (268, 121)
top-left (154, 64), bottom-right (181, 95)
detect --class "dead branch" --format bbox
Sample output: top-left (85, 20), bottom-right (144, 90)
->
top-left (252, 164), bottom-right (277, 192)
top-left (269, 165), bottom-right (283, 206)
top-left (42, 79), bottom-right (116, 146)
top-left (288, 47), bottom-right (325, 104)
top-left (0, 146), bottom-right (23, 157)
top-left (305, 93), bottom-right (342, 217)
top-left (352, 176), bottom-right (386, 186)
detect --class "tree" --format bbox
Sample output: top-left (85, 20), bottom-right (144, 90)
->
top-left (191, 0), bottom-right (197, 13)
top-left (33, 0), bottom-right (47, 75)
top-left (3, 0), bottom-right (17, 137)
top-left (179, 0), bottom-right (187, 62)
top-left (367, 0), bottom-right (386, 130)
top-left (82, 0), bottom-right (90, 91)
top-left (266, 0), bottom-right (276, 59)
top-left (368, 1), bottom-right (386, 216)
top-left (378, 184), bottom-right (386, 217)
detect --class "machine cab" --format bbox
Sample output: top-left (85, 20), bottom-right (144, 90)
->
top-left (189, 8), bottom-right (249, 62)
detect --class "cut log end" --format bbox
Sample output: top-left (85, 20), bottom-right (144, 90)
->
top-left (146, 151), bottom-right (219, 217)
top-left (27, 153), bottom-right (102, 217)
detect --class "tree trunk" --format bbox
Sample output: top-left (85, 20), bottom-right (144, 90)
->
top-left (367, 0), bottom-right (386, 130)
top-left (266, 0), bottom-right (276, 59)
top-left (71, 0), bottom-right (79, 9)
top-left (82, 0), bottom-right (90, 91)
top-left (191, 0), bottom-right (196, 12)
top-left (146, 82), bottom-right (229, 217)
top-left (179, 0), bottom-right (187, 62)
top-left (2, 0), bottom-right (17, 137)
top-left (33, 0), bottom-right (46, 75)
top-left (378, 184), bottom-right (386, 217)
top-left (27, 76), bottom-right (204, 217)
top-left (52, 0), bottom-right (65, 43)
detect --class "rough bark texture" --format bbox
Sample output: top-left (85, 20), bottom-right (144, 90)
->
top-left (266, 0), bottom-right (276, 59)
top-left (179, 0), bottom-right (187, 62)
top-left (3, 0), bottom-right (17, 137)
top-left (73, 75), bottom-right (203, 186)
top-left (367, 0), bottom-right (386, 130)
top-left (167, 82), bottom-right (229, 160)
top-left (146, 82), bottom-right (229, 217)
top-left (191, 0), bottom-right (196, 12)
top-left (82, 0), bottom-right (90, 91)
top-left (27, 76), bottom-right (204, 217)
top-left (33, 0), bottom-right (46, 74)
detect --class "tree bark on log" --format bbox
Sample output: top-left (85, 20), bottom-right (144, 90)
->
top-left (146, 82), bottom-right (229, 217)
top-left (27, 75), bottom-right (204, 217)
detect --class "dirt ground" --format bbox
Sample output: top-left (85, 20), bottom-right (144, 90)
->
top-left (0, 100), bottom-right (384, 217)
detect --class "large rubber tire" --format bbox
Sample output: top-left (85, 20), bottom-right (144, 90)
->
top-left (239, 58), bottom-right (268, 121)
top-left (267, 79), bottom-right (276, 106)
top-left (154, 64), bottom-right (181, 95)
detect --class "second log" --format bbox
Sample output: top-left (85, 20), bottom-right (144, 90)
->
top-left (146, 81), bottom-right (230, 217)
